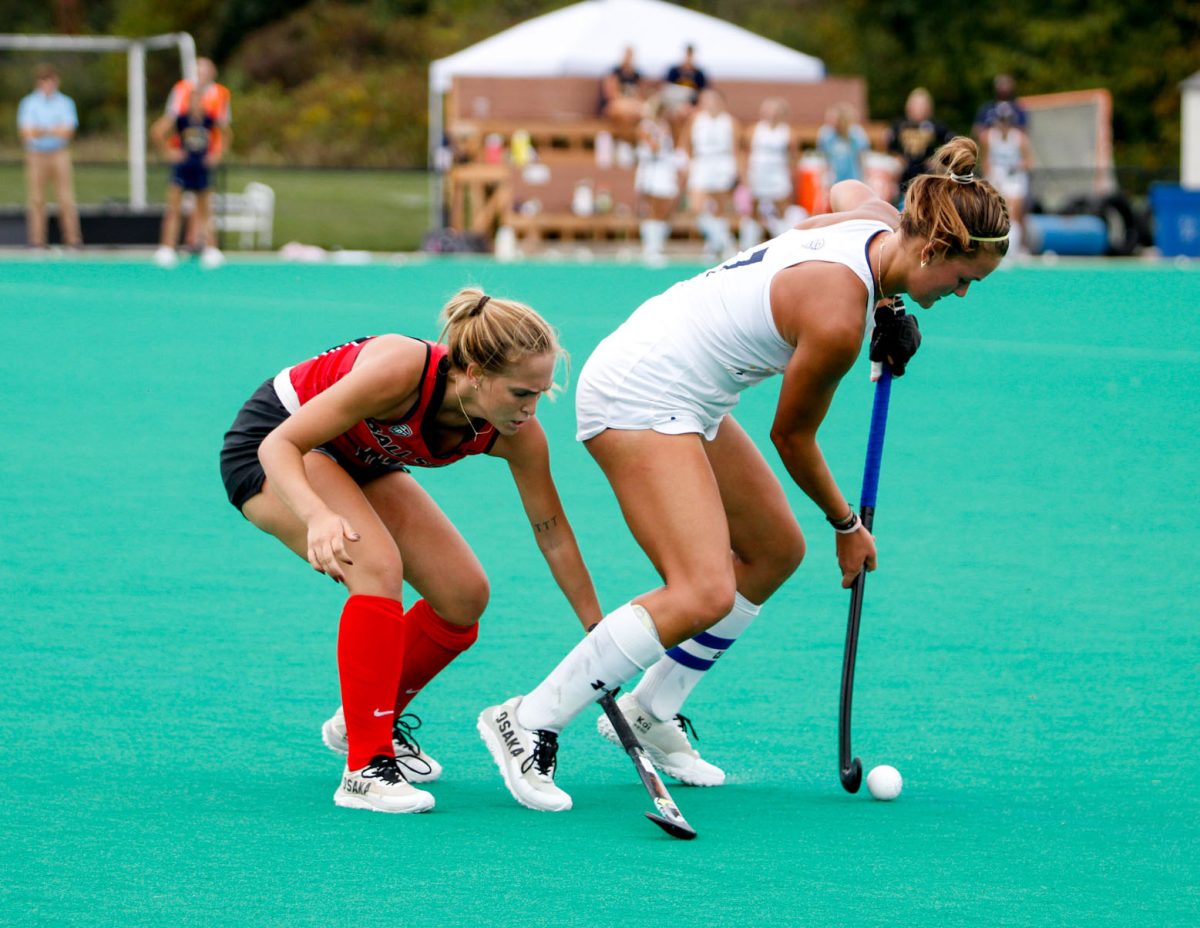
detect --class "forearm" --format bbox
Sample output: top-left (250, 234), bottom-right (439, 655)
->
top-left (535, 525), bottom-right (603, 630)
top-left (257, 435), bottom-right (331, 525)
top-left (773, 433), bottom-right (852, 521)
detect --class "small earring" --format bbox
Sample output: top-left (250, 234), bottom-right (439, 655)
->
top-left (473, 381), bottom-right (480, 390)
top-left (920, 258), bottom-right (928, 268)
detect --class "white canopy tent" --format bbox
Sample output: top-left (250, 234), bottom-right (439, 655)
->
top-left (427, 0), bottom-right (825, 224)
top-left (0, 32), bottom-right (196, 209)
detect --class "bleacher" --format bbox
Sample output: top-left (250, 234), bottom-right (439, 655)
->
top-left (443, 74), bottom-right (887, 245)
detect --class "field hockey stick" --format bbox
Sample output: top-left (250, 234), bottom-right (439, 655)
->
top-left (838, 367), bottom-right (893, 793)
top-left (599, 691), bottom-right (697, 840)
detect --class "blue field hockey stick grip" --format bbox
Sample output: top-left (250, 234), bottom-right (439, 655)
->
top-left (860, 369), bottom-right (893, 509)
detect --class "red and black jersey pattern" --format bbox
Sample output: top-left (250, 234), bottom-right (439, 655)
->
top-left (282, 336), bottom-right (498, 468)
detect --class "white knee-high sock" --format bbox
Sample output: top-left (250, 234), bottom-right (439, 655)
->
top-left (517, 603), bottom-right (664, 732)
top-left (633, 592), bottom-right (760, 721)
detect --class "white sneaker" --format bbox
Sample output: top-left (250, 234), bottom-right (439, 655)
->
top-left (596, 692), bottom-right (726, 786)
top-left (333, 755), bottom-right (435, 813)
top-left (153, 246), bottom-right (178, 269)
top-left (477, 696), bottom-right (572, 812)
top-left (321, 706), bottom-right (442, 783)
top-left (200, 246), bottom-right (225, 269)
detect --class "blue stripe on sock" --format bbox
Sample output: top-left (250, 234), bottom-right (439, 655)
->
top-left (665, 647), bottom-right (716, 672)
top-left (692, 631), bottom-right (736, 650)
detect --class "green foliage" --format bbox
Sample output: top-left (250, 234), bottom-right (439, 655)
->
top-left (0, 0), bottom-right (1191, 172)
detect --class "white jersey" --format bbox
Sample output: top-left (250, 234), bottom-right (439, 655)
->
top-left (635, 117), bottom-right (679, 199)
top-left (576, 219), bottom-right (890, 441)
top-left (748, 121), bottom-right (793, 201)
top-left (689, 111), bottom-right (737, 193)
top-left (691, 111), bottom-right (735, 159)
top-left (985, 126), bottom-right (1028, 198)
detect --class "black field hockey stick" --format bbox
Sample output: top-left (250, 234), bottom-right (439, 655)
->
top-left (599, 692), bottom-right (697, 840)
top-left (839, 367), bottom-right (893, 793)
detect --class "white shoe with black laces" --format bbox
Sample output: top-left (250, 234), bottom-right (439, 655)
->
top-left (333, 754), bottom-right (435, 813)
top-left (477, 696), bottom-right (572, 812)
top-left (321, 706), bottom-right (443, 783)
top-left (596, 692), bottom-right (726, 786)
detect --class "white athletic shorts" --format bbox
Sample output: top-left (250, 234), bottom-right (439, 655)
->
top-left (688, 155), bottom-right (738, 194)
top-left (575, 295), bottom-right (735, 443)
top-left (748, 165), bottom-right (792, 201)
top-left (991, 169), bottom-right (1029, 201)
top-left (636, 159), bottom-right (679, 199)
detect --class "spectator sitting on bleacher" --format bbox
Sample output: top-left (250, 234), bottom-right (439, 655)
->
top-left (686, 89), bottom-right (738, 260)
top-left (634, 96), bottom-right (680, 262)
top-left (887, 87), bottom-right (954, 201)
top-left (662, 44), bottom-right (708, 140)
top-left (600, 46), bottom-right (645, 140)
top-left (746, 97), bottom-right (795, 239)
top-left (817, 103), bottom-right (870, 185)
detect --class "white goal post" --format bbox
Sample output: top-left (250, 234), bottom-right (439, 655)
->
top-left (0, 32), bottom-right (197, 209)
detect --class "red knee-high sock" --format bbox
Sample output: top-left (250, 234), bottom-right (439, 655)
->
top-left (338, 594), bottom-right (407, 770)
top-left (393, 599), bottom-right (478, 714)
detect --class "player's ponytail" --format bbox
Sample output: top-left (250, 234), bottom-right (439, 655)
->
top-left (439, 287), bottom-right (566, 390)
top-left (901, 137), bottom-right (1010, 259)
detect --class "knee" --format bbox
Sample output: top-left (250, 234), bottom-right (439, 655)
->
top-left (676, 571), bottom-right (738, 633)
top-left (773, 527), bottom-right (806, 579)
top-left (441, 574), bottom-right (490, 626)
top-left (346, 554), bottom-right (405, 600)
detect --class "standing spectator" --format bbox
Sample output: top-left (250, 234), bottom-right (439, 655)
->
top-left (17, 64), bottom-right (82, 249)
top-left (973, 74), bottom-right (1029, 140)
top-left (887, 87), bottom-right (954, 199)
top-left (634, 96), bottom-right (680, 262)
top-left (662, 44), bottom-right (708, 140)
top-left (599, 46), bottom-right (644, 140)
top-left (817, 103), bottom-right (871, 185)
top-left (746, 97), bottom-right (796, 239)
top-left (981, 102), bottom-right (1034, 255)
top-left (151, 58), bottom-right (232, 269)
top-left (686, 89), bottom-right (738, 260)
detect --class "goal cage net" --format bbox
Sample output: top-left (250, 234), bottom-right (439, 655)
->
top-left (1020, 88), bottom-right (1115, 212)
top-left (0, 32), bottom-right (197, 209)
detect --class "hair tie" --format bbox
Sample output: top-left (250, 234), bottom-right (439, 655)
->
top-left (950, 172), bottom-right (976, 184)
top-left (471, 295), bottom-right (490, 316)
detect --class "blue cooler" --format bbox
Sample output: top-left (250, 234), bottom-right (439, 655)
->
top-left (1149, 183), bottom-right (1200, 257)
top-left (1026, 213), bottom-right (1107, 256)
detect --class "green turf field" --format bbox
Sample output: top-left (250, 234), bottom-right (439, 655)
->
top-left (1, 256), bottom-right (1197, 926)
top-left (0, 163), bottom-right (430, 251)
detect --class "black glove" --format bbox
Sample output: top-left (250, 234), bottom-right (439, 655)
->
top-left (869, 297), bottom-right (921, 377)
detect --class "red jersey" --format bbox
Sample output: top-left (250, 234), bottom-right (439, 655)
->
top-left (273, 336), bottom-right (498, 468)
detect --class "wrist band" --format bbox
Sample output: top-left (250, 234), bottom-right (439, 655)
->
top-left (827, 509), bottom-right (861, 534)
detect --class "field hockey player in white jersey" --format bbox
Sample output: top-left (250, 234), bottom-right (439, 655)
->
top-left (479, 137), bottom-right (1010, 811)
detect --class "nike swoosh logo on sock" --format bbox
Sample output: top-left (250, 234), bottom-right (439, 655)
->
top-left (373, 709), bottom-right (395, 717)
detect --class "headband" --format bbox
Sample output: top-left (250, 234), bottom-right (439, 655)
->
top-left (969, 233), bottom-right (1009, 242)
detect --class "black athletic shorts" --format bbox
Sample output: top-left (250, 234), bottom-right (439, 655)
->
top-left (219, 378), bottom-right (410, 512)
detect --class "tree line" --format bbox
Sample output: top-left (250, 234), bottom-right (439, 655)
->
top-left (0, 0), bottom-right (1193, 172)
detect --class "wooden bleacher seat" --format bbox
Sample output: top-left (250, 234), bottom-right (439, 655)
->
top-left (445, 74), bottom-right (888, 243)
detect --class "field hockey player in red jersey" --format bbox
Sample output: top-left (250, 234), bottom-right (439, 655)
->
top-left (220, 288), bottom-right (602, 813)
top-left (479, 138), bottom-right (1010, 811)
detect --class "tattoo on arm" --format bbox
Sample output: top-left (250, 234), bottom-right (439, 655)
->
top-left (532, 515), bottom-right (558, 534)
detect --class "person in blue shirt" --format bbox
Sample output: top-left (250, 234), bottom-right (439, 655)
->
top-left (972, 74), bottom-right (1029, 140)
top-left (817, 103), bottom-right (871, 185)
top-left (17, 64), bottom-right (82, 248)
